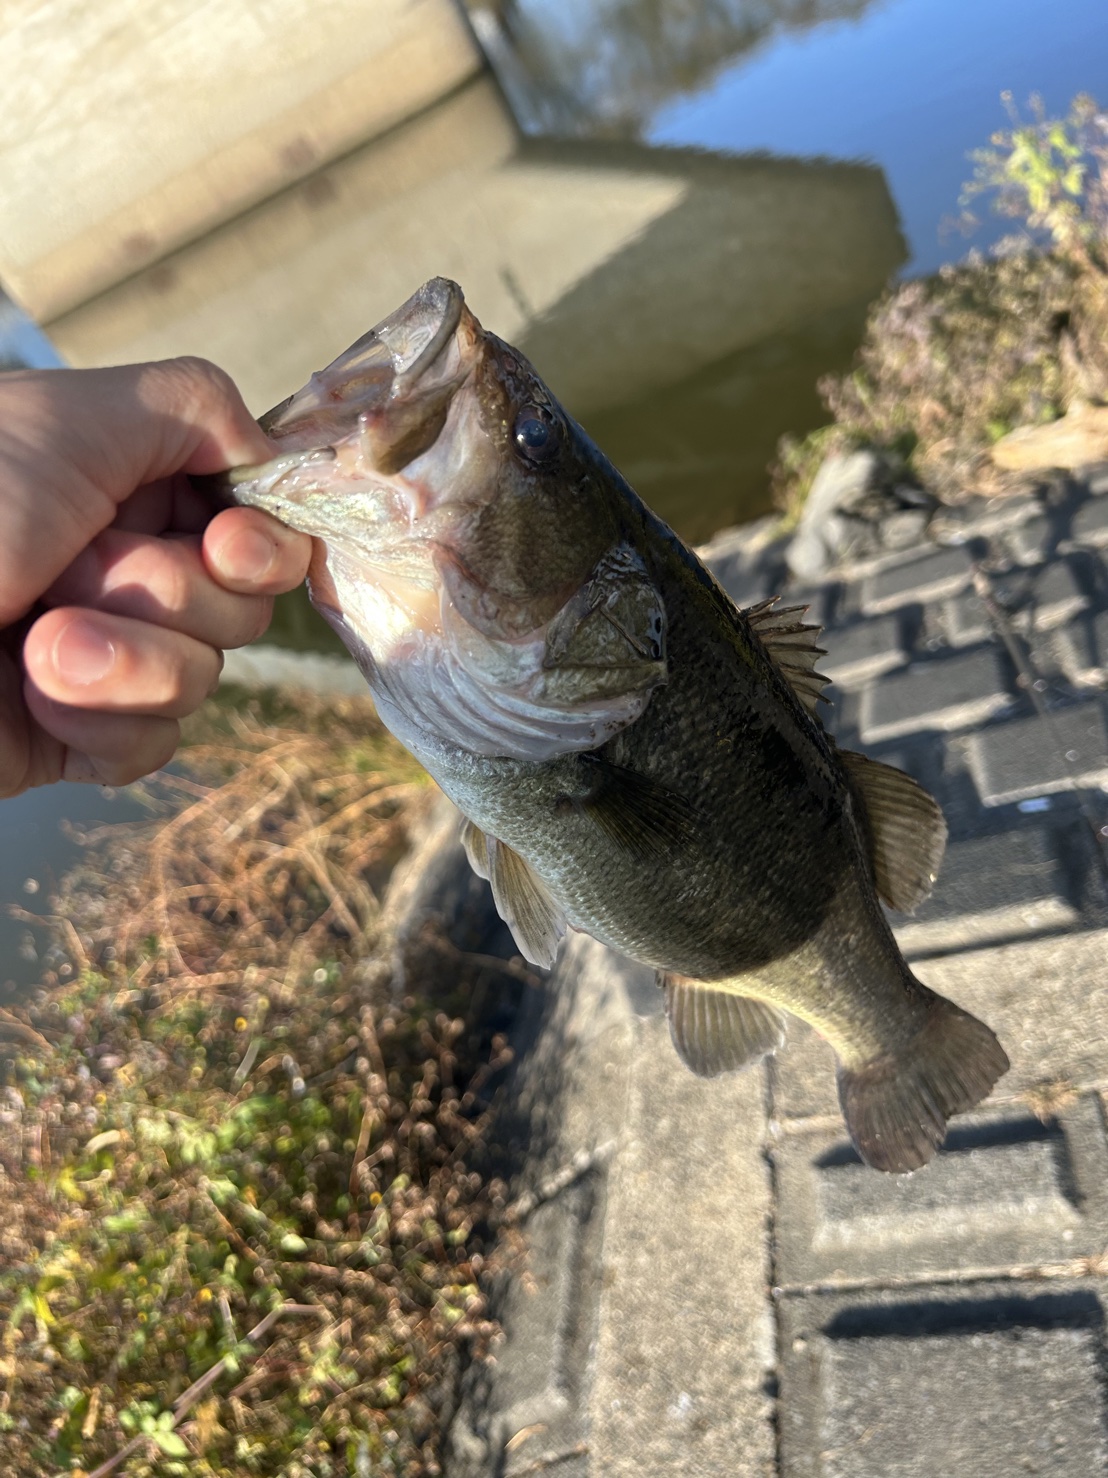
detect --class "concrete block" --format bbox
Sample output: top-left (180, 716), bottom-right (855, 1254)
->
top-left (859, 648), bottom-right (1012, 742)
top-left (1053, 608), bottom-right (1108, 686)
top-left (966, 702), bottom-right (1108, 804)
top-left (861, 547), bottom-right (972, 614)
top-left (587, 1012), bottom-right (776, 1478)
top-left (779, 1281), bottom-right (1108, 1478)
top-left (929, 493), bottom-right (1045, 545)
top-left (940, 590), bottom-right (992, 648)
top-left (449, 933), bottom-right (776, 1477)
top-left (892, 820), bottom-right (1081, 957)
top-left (819, 613), bottom-right (906, 688)
top-left (1069, 494), bottom-right (1108, 548)
top-left (1003, 513), bottom-right (1055, 566)
top-left (1026, 559), bottom-right (1090, 629)
top-left (773, 1096), bottom-right (1108, 1287)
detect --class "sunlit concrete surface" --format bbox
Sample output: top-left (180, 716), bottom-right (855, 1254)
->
top-left (45, 69), bottom-right (901, 437)
top-left (0, 0), bottom-right (481, 321)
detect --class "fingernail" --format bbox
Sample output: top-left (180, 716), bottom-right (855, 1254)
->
top-left (224, 528), bottom-right (276, 583)
top-left (53, 617), bottom-right (116, 686)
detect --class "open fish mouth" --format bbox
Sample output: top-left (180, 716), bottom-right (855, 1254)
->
top-left (220, 277), bottom-right (475, 519)
top-left (260, 277), bottom-right (466, 447)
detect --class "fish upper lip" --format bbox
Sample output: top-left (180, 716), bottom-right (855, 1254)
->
top-left (384, 277), bottom-right (465, 389)
top-left (263, 277), bottom-right (466, 441)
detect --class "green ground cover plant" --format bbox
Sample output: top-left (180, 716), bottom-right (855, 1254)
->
top-left (773, 93), bottom-right (1108, 518)
top-left (0, 694), bottom-right (520, 1477)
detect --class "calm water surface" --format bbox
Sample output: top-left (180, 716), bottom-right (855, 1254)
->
top-left (3, 0), bottom-right (1108, 999)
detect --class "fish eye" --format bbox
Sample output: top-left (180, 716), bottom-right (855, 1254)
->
top-left (513, 405), bottom-right (560, 463)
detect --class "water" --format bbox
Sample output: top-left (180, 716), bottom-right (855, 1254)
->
top-left (3, 0), bottom-right (1108, 999)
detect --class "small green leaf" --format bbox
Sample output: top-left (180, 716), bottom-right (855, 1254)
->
top-left (154, 1430), bottom-right (189, 1456)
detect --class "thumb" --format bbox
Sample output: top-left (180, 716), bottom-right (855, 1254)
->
top-left (0, 357), bottom-right (272, 626)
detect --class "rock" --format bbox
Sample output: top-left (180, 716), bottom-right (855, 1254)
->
top-left (880, 507), bottom-right (930, 550)
top-left (992, 405), bottom-right (1108, 472)
top-left (785, 450), bottom-right (884, 580)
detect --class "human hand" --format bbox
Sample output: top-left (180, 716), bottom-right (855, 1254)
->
top-left (0, 357), bottom-right (312, 796)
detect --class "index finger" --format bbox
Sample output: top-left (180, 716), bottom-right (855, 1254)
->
top-left (0, 357), bottom-right (272, 627)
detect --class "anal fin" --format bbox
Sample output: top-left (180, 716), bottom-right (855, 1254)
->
top-left (661, 973), bottom-right (786, 1077)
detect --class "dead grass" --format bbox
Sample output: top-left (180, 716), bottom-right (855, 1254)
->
top-left (0, 691), bottom-right (520, 1477)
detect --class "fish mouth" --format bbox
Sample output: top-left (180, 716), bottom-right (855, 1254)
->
top-left (258, 277), bottom-right (468, 451)
top-left (220, 277), bottom-right (486, 562)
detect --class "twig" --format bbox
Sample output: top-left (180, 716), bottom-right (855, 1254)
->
top-left (86, 1304), bottom-right (323, 1478)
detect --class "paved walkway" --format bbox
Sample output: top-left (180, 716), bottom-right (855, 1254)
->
top-left (445, 467), bottom-right (1108, 1477)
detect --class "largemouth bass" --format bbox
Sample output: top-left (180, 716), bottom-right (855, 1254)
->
top-left (217, 277), bottom-right (1008, 1172)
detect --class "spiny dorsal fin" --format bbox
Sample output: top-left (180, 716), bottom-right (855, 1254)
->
top-left (745, 597), bottom-right (829, 716)
top-left (839, 749), bottom-right (948, 913)
top-left (569, 755), bottom-right (695, 861)
top-left (660, 974), bottom-right (786, 1077)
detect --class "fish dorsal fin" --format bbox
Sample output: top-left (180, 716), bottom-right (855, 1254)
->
top-left (745, 597), bottom-right (829, 716)
top-left (839, 749), bottom-right (948, 913)
top-left (460, 818), bottom-right (566, 968)
top-left (568, 755), bottom-right (695, 861)
top-left (660, 974), bottom-right (786, 1077)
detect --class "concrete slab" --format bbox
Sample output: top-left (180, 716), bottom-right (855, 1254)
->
top-left (448, 935), bottom-right (776, 1476)
top-left (778, 1280), bottom-right (1108, 1478)
top-left (773, 1096), bottom-right (1108, 1287)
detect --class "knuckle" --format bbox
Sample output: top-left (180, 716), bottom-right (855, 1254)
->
top-left (139, 356), bottom-right (239, 422)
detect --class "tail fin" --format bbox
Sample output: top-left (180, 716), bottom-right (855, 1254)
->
top-left (837, 993), bottom-right (1009, 1173)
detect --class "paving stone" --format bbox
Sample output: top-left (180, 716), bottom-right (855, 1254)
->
top-left (778, 1281), bottom-right (1108, 1478)
top-left (1069, 493), bottom-right (1108, 548)
top-left (966, 701), bottom-right (1108, 804)
top-left (859, 647), bottom-right (1012, 742)
top-left (697, 518), bottom-right (788, 607)
top-left (929, 492), bottom-right (1044, 545)
top-left (939, 589), bottom-right (992, 648)
top-left (892, 820), bottom-right (1080, 956)
top-left (1003, 512), bottom-right (1054, 566)
top-left (1026, 559), bottom-right (1090, 629)
top-left (1053, 607), bottom-right (1108, 685)
top-left (861, 546), bottom-right (973, 613)
top-left (819, 613), bottom-right (906, 688)
top-left (785, 582), bottom-right (835, 625)
top-left (1086, 463), bottom-right (1108, 496)
top-left (773, 1096), bottom-right (1108, 1287)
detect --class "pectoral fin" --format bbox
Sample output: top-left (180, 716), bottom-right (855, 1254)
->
top-left (568, 754), bottom-right (695, 861)
top-left (839, 749), bottom-right (947, 912)
top-left (460, 818), bottom-right (566, 968)
top-left (661, 974), bottom-right (786, 1076)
